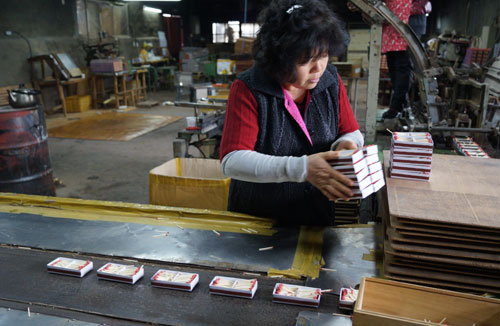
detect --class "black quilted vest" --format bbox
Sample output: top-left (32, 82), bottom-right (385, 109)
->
top-left (228, 64), bottom-right (340, 226)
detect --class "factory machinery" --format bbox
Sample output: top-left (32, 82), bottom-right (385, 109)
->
top-left (350, 0), bottom-right (500, 147)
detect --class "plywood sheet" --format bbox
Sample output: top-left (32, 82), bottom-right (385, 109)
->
top-left (384, 264), bottom-right (500, 292)
top-left (398, 216), bottom-right (500, 234)
top-left (390, 213), bottom-right (500, 242)
top-left (384, 151), bottom-right (500, 230)
top-left (48, 112), bottom-right (182, 141)
top-left (396, 228), bottom-right (500, 248)
top-left (388, 237), bottom-right (500, 262)
top-left (385, 254), bottom-right (500, 280)
top-left (384, 240), bottom-right (500, 270)
top-left (387, 227), bottom-right (500, 253)
top-left (385, 271), bottom-right (500, 294)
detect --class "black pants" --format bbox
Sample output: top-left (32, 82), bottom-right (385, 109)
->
top-left (386, 50), bottom-right (413, 112)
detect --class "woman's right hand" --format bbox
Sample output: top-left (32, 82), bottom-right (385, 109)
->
top-left (306, 151), bottom-right (354, 202)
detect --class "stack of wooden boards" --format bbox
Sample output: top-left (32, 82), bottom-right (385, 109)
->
top-left (383, 151), bottom-right (500, 294)
top-left (334, 200), bottom-right (361, 225)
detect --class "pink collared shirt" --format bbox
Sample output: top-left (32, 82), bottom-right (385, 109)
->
top-left (282, 87), bottom-right (313, 145)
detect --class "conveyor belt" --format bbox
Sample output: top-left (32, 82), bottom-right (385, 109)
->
top-left (0, 246), bottom-right (339, 326)
top-left (0, 211), bottom-right (299, 273)
top-left (0, 194), bottom-right (380, 325)
top-left (306, 226), bottom-right (382, 292)
top-left (0, 307), bottom-right (100, 326)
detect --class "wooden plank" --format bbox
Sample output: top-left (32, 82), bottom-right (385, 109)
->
top-left (384, 151), bottom-right (500, 230)
top-left (396, 227), bottom-right (500, 246)
top-left (390, 214), bottom-right (500, 242)
top-left (384, 271), bottom-right (500, 296)
top-left (384, 240), bottom-right (500, 270)
top-left (387, 227), bottom-right (500, 253)
top-left (136, 100), bottom-right (159, 108)
top-left (384, 264), bottom-right (500, 293)
top-left (385, 255), bottom-right (500, 280)
top-left (388, 237), bottom-right (500, 262)
top-left (398, 216), bottom-right (500, 234)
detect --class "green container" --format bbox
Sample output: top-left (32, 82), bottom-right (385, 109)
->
top-left (203, 61), bottom-right (217, 78)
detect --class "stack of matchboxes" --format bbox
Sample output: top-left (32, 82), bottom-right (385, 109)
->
top-left (389, 132), bottom-right (433, 181)
top-left (452, 136), bottom-right (490, 158)
top-left (330, 145), bottom-right (385, 199)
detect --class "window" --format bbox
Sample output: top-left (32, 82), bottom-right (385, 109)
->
top-left (241, 23), bottom-right (260, 38)
top-left (212, 21), bottom-right (257, 43)
top-left (227, 21), bottom-right (240, 42)
top-left (77, 0), bottom-right (129, 41)
top-left (212, 23), bottom-right (226, 43)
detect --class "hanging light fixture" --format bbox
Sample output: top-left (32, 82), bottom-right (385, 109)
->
top-left (143, 6), bottom-right (162, 13)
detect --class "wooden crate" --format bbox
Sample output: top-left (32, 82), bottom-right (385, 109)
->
top-left (353, 277), bottom-right (500, 326)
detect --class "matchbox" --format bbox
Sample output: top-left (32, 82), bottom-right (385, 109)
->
top-left (332, 160), bottom-right (367, 174)
top-left (362, 144), bottom-right (378, 156)
top-left (344, 166), bottom-right (369, 182)
top-left (392, 132), bottom-right (434, 149)
top-left (97, 263), bottom-right (144, 284)
top-left (151, 269), bottom-right (199, 292)
top-left (392, 148), bottom-right (433, 157)
top-left (47, 257), bottom-right (93, 278)
top-left (272, 283), bottom-right (321, 308)
top-left (390, 169), bottom-right (430, 181)
top-left (339, 287), bottom-right (359, 311)
top-left (391, 161), bottom-right (432, 172)
top-left (328, 149), bottom-right (365, 165)
top-left (209, 276), bottom-right (258, 299)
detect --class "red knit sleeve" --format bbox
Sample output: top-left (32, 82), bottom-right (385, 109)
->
top-left (337, 75), bottom-right (360, 135)
top-left (219, 79), bottom-right (259, 160)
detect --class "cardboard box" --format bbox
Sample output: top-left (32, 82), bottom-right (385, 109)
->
top-left (234, 37), bottom-right (255, 55)
top-left (149, 158), bottom-right (230, 211)
top-left (333, 62), bottom-right (362, 78)
top-left (90, 59), bottom-right (123, 73)
top-left (65, 95), bottom-right (91, 113)
top-left (353, 277), bottom-right (500, 326)
top-left (216, 59), bottom-right (236, 75)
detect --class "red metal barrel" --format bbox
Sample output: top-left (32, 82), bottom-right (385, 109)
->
top-left (0, 105), bottom-right (55, 196)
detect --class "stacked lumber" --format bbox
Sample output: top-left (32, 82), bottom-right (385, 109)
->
top-left (383, 151), bottom-right (500, 294)
top-left (334, 200), bottom-right (361, 225)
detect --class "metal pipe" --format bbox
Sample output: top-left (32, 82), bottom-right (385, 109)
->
top-left (4, 30), bottom-right (32, 59)
top-left (430, 126), bottom-right (493, 133)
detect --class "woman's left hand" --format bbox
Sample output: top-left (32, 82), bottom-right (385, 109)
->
top-left (334, 140), bottom-right (358, 151)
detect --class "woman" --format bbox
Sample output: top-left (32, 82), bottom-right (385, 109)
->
top-left (220, 0), bottom-right (363, 225)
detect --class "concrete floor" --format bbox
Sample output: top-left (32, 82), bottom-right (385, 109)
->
top-left (48, 90), bottom-right (200, 204)
top-left (48, 81), bottom-right (487, 207)
top-left (46, 82), bottom-right (392, 206)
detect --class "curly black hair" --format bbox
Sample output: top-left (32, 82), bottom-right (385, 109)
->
top-left (253, 0), bottom-right (348, 85)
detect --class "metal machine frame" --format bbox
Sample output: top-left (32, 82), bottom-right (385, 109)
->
top-left (349, 0), bottom-right (498, 139)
